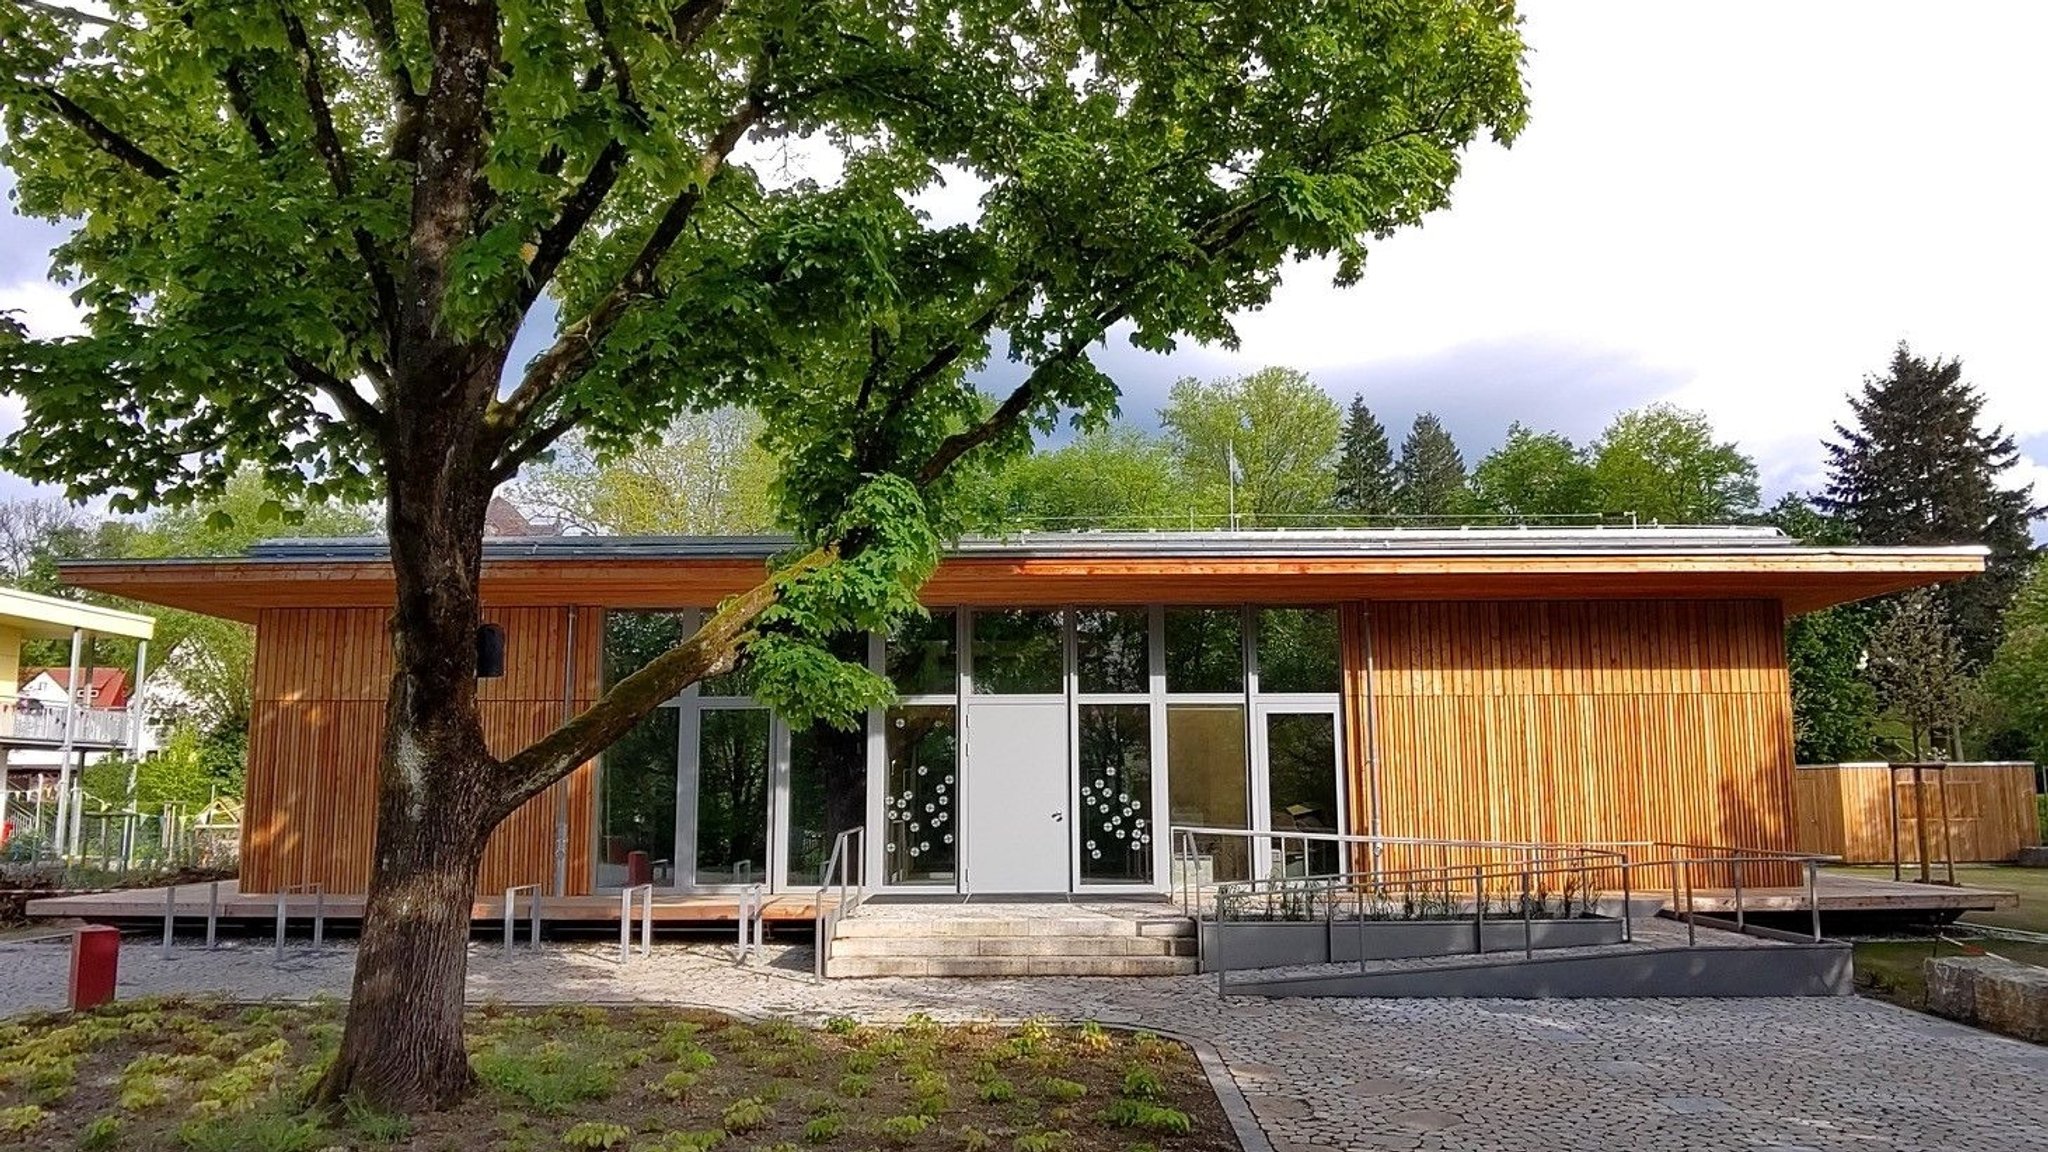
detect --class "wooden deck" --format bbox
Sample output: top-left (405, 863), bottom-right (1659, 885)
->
top-left (25, 880), bottom-right (834, 927)
top-left (1676, 871), bottom-right (2017, 915)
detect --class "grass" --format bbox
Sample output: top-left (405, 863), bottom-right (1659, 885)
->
top-left (0, 999), bottom-right (1234, 1152)
top-left (1833, 864), bottom-right (2048, 934)
top-left (1854, 936), bottom-right (2048, 1010)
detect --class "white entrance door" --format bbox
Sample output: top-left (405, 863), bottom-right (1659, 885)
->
top-left (963, 701), bottom-right (1070, 892)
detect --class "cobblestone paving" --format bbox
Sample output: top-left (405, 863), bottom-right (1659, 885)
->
top-left (4, 936), bottom-right (2046, 1151)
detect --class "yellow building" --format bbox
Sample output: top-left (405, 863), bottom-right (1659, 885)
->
top-left (0, 586), bottom-right (156, 856)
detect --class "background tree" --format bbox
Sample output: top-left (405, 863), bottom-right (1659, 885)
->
top-left (1469, 422), bottom-right (1594, 520)
top-left (1160, 367), bottom-right (1341, 524)
top-left (1588, 403), bottom-right (1759, 524)
top-left (986, 425), bottom-right (1183, 530)
top-left (508, 410), bottom-right (776, 535)
top-left (1332, 394), bottom-right (1397, 517)
top-left (1866, 588), bottom-right (1976, 760)
top-left (1394, 412), bottom-right (1468, 519)
top-left (0, 0), bottom-right (1527, 1109)
top-left (1820, 344), bottom-right (2042, 664)
top-left (1982, 557), bottom-right (2048, 764)
top-left (1761, 494), bottom-right (1878, 762)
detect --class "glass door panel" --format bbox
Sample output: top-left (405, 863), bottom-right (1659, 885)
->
top-left (694, 708), bottom-right (771, 885)
top-left (883, 705), bottom-right (958, 885)
top-left (598, 707), bottom-right (679, 888)
top-left (1166, 704), bottom-right (1249, 883)
top-left (1079, 704), bottom-right (1153, 884)
top-left (788, 720), bottom-right (867, 886)
top-left (1262, 710), bottom-right (1341, 877)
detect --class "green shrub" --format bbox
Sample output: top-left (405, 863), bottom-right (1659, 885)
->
top-left (1036, 1077), bottom-right (1086, 1103)
top-left (474, 1045), bottom-right (621, 1113)
top-left (0, 1105), bottom-right (46, 1134)
top-left (1013, 1129), bottom-right (1069, 1152)
top-left (824, 1016), bottom-right (860, 1036)
top-left (563, 1122), bottom-right (633, 1150)
top-left (976, 1077), bottom-right (1016, 1103)
top-left (1119, 1066), bottom-right (1165, 1100)
top-left (79, 1113), bottom-right (122, 1150)
top-left (1099, 1101), bottom-right (1192, 1135)
top-left (876, 1114), bottom-right (931, 1145)
top-left (802, 1114), bottom-right (843, 1143)
top-left (837, 1073), bottom-right (875, 1099)
top-left (721, 1096), bottom-right (773, 1133)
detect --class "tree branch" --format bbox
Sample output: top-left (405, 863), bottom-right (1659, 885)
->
top-left (486, 408), bottom-right (579, 485)
top-left (286, 352), bottom-right (386, 436)
top-left (16, 0), bottom-right (120, 27)
top-left (495, 547), bottom-right (831, 809)
top-left (34, 86), bottom-right (179, 185)
top-left (277, 2), bottom-right (400, 356)
top-left (487, 86), bottom-right (767, 447)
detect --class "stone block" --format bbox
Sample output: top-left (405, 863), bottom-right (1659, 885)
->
top-left (2017, 846), bottom-right (2048, 868)
top-left (1925, 955), bottom-right (2048, 1042)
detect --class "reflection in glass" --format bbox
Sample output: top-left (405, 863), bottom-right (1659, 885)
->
top-left (598, 707), bottom-right (679, 888)
top-left (788, 719), bottom-right (868, 886)
top-left (1166, 704), bottom-right (1249, 882)
top-left (1165, 608), bottom-right (1244, 693)
top-left (1267, 712), bottom-right (1339, 876)
top-left (888, 611), bottom-right (957, 696)
top-left (971, 609), bottom-right (1063, 694)
top-left (604, 611), bottom-right (690, 688)
top-left (694, 708), bottom-right (771, 884)
top-left (1079, 705), bottom-right (1153, 883)
top-left (884, 705), bottom-right (957, 884)
top-left (1075, 608), bottom-right (1149, 694)
top-left (1257, 608), bottom-right (1340, 694)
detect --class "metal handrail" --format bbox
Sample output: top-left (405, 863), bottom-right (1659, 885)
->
top-left (159, 880), bottom-right (224, 959)
top-left (502, 884), bottom-right (542, 956)
top-left (736, 884), bottom-right (765, 965)
top-left (273, 883), bottom-right (325, 962)
top-left (619, 883), bottom-right (654, 964)
top-left (813, 826), bottom-right (866, 980)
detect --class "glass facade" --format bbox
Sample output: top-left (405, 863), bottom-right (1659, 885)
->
top-left (595, 602), bottom-right (1342, 893)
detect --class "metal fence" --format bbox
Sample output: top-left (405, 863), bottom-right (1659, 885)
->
top-left (2, 789), bottom-right (240, 877)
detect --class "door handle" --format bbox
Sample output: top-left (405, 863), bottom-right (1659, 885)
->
top-left (1051, 812), bottom-right (1064, 822)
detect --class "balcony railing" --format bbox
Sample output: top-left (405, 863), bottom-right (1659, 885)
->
top-left (0, 699), bottom-right (133, 746)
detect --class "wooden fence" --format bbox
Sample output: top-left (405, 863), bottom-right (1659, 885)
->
top-left (1793, 762), bottom-right (2042, 864)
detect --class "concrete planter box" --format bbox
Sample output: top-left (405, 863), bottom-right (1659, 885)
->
top-left (1200, 916), bottom-right (1624, 972)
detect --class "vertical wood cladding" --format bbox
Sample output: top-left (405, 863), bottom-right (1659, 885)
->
top-left (1349, 600), bottom-right (1799, 873)
top-left (244, 606), bottom-right (601, 895)
top-left (1792, 763), bottom-right (2042, 864)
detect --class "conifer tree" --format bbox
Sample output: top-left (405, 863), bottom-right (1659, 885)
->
top-left (1394, 413), bottom-right (1469, 519)
top-left (1333, 395), bottom-right (1398, 517)
top-left (1820, 344), bottom-right (2042, 664)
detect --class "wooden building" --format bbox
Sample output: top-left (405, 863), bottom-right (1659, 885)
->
top-left (63, 527), bottom-right (1983, 898)
top-left (1794, 762), bottom-right (2042, 864)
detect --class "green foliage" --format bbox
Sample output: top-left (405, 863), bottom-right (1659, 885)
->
top-left (823, 1017), bottom-right (860, 1037)
top-left (1161, 367), bottom-right (1342, 523)
top-left (508, 412), bottom-right (778, 535)
top-left (1036, 1078), bottom-right (1087, 1103)
top-left (1099, 1101), bottom-right (1192, 1135)
top-left (720, 1096), bottom-right (772, 1133)
top-left (1013, 1129), bottom-right (1070, 1152)
top-left (1118, 1066), bottom-right (1165, 1100)
top-left (474, 1044), bottom-right (620, 1113)
top-left (986, 426), bottom-right (1184, 531)
top-left (1589, 403), bottom-right (1759, 525)
top-left (1983, 557), bottom-right (2048, 763)
top-left (1867, 589), bottom-right (1976, 758)
top-left (836, 1073), bottom-right (875, 1099)
top-left (877, 1114), bottom-right (933, 1145)
top-left (976, 1077), bottom-right (1016, 1103)
top-left (1822, 343), bottom-right (2042, 664)
top-left (563, 1122), bottom-right (635, 1150)
top-left (1333, 394), bottom-right (1398, 517)
top-left (0, 1104), bottom-right (44, 1134)
top-left (342, 1096), bottom-right (414, 1144)
top-left (1470, 423), bottom-right (1596, 521)
top-left (79, 1112), bottom-right (123, 1150)
top-left (802, 1114), bottom-right (843, 1143)
top-left (175, 1104), bottom-right (325, 1152)
top-left (1394, 414), bottom-right (1469, 519)
top-left (1785, 605), bottom-right (1878, 763)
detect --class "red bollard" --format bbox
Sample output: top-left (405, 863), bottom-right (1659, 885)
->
top-left (626, 850), bottom-right (652, 887)
top-left (70, 925), bottom-right (120, 1011)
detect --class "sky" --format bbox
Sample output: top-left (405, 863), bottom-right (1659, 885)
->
top-left (2, 1), bottom-right (2044, 518)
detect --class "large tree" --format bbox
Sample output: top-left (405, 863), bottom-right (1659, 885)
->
top-left (1761, 495), bottom-right (1878, 763)
top-left (987, 424), bottom-right (1183, 530)
top-left (1332, 393), bottom-right (1397, 517)
top-left (0, 0), bottom-right (1527, 1110)
top-left (1393, 412), bottom-right (1468, 519)
top-left (1160, 366), bottom-right (1342, 524)
top-left (1469, 422), bottom-right (1594, 521)
top-left (1588, 403), bottom-right (1758, 525)
top-left (1982, 557), bottom-right (2048, 764)
top-left (508, 410), bottom-right (776, 534)
top-left (1820, 344), bottom-right (2042, 664)
top-left (1866, 588), bottom-right (1975, 760)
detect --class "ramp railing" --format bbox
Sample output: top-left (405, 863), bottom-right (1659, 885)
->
top-left (502, 884), bottom-right (543, 956)
top-left (813, 826), bottom-right (866, 980)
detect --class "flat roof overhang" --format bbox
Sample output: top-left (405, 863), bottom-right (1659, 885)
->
top-left (59, 537), bottom-right (1989, 622)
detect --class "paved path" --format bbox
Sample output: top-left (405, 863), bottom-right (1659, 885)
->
top-left (3, 937), bottom-right (2045, 1151)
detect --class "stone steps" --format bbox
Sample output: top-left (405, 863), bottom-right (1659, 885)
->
top-left (827, 954), bottom-right (1199, 978)
top-left (824, 908), bottom-right (1199, 977)
top-left (831, 934), bottom-right (1197, 958)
